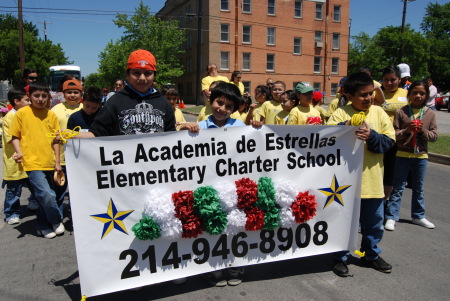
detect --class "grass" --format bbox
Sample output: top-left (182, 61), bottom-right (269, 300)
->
top-left (429, 134), bottom-right (450, 156)
top-left (181, 106), bottom-right (203, 114)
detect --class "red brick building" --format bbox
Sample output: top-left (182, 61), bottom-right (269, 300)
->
top-left (157, 0), bottom-right (349, 104)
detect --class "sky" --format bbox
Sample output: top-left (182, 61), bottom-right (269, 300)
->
top-left (1, 0), bottom-right (447, 77)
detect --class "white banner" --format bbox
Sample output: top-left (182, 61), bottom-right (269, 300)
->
top-left (65, 125), bottom-right (363, 297)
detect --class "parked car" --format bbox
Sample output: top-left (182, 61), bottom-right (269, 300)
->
top-left (435, 92), bottom-right (450, 111)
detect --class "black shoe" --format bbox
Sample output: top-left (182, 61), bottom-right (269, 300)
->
top-left (362, 256), bottom-right (392, 273)
top-left (333, 261), bottom-right (349, 277)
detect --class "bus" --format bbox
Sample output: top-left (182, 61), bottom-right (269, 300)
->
top-left (49, 65), bottom-right (81, 91)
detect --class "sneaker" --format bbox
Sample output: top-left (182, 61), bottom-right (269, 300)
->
top-left (362, 256), bottom-right (392, 273)
top-left (333, 261), bottom-right (349, 277)
top-left (52, 223), bottom-right (65, 235)
top-left (37, 228), bottom-right (56, 239)
top-left (227, 267), bottom-right (245, 286)
top-left (203, 270), bottom-right (227, 287)
top-left (6, 217), bottom-right (20, 225)
top-left (412, 218), bottom-right (435, 229)
top-left (27, 200), bottom-right (39, 211)
top-left (172, 277), bottom-right (187, 285)
top-left (384, 219), bottom-right (395, 231)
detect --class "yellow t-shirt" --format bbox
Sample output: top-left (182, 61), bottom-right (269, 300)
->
top-left (288, 105), bottom-right (321, 125)
top-left (327, 105), bottom-right (395, 198)
top-left (2, 110), bottom-right (27, 180)
top-left (314, 105), bottom-right (329, 121)
top-left (259, 100), bottom-right (283, 125)
top-left (201, 75), bottom-right (229, 92)
top-left (232, 82), bottom-right (245, 95)
top-left (250, 102), bottom-right (264, 122)
top-left (381, 88), bottom-right (408, 122)
top-left (197, 105), bottom-right (212, 122)
top-left (174, 108), bottom-right (186, 131)
top-left (274, 110), bottom-right (290, 125)
top-left (9, 106), bottom-right (60, 171)
top-left (327, 98), bottom-right (339, 116)
top-left (230, 111), bottom-right (248, 123)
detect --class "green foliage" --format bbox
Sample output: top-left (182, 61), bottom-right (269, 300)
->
top-left (99, 2), bottom-right (185, 88)
top-left (349, 26), bottom-right (430, 80)
top-left (421, 2), bottom-right (450, 91)
top-left (84, 73), bottom-right (110, 90)
top-left (0, 14), bottom-right (69, 84)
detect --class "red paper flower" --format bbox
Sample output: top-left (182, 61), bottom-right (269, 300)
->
top-left (235, 178), bottom-right (258, 209)
top-left (172, 190), bottom-right (203, 238)
top-left (245, 208), bottom-right (265, 231)
top-left (291, 191), bottom-right (318, 223)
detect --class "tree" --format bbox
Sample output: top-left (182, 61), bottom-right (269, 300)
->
top-left (348, 26), bottom-right (430, 80)
top-left (0, 14), bottom-right (69, 84)
top-left (421, 2), bottom-right (450, 90)
top-left (84, 73), bottom-right (110, 90)
top-left (98, 2), bottom-right (185, 88)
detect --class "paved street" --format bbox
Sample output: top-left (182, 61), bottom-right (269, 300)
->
top-left (0, 112), bottom-right (449, 301)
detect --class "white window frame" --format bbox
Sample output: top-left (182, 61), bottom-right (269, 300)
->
top-left (315, 31), bottom-right (323, 42)
top-left (243, 25), bottom-right (252, 44)
top-left (268, 0), bottom-right (276, 16)
top-left (243, 0), bottom-right (252, 13)
top-left (331, 83), bottom-right (338, 96)
top-left (315, 3), bottom-right (323, 20)
top-left (314, 56), bottom-right (322, 73)
top-left (333, 5), bottom-right (341, 22)
top-left (313, 82), bottom-right (321, 92)
top-left (220, 51), bottom-right (230, 70)
top-left (293, 37), bottom-right (302, 55)
top-left (331, 57), bottom-right (339, 74)
top-left (221, 24), bottom-right (230, 43)
top-left (221, 0), bottom-right (230, 11)
top-left (242, 52), bottom-right (251, 71)
top-left (294, 0), bottom-right (302, 18)
top-left (267, 27), bottom-right (276, 45)
top-left (243, 81), bottom-right (251, 95)
top-left (332, 33), bottom-right (340, 50)
top-left (266, 54), bottom-right (275, 71)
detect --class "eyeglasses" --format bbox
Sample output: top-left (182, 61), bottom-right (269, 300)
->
top-left (115, 83), bottom-right (123, 86)
top-left (28, 76), bottom-right (38, 80)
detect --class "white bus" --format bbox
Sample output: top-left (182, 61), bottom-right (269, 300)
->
top-left (49, 65), bottom-right (81, 91)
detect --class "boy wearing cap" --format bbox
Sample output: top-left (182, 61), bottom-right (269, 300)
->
top-left (288, 82), bottom-right (321, 125)
top-left (397, 63), bottom-right (412, 90)
top-left (83, 49), bottom-right (175, 137)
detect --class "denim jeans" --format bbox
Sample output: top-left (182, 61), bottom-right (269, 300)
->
top-left (3, 179), bottom-right (27, 221)
top-left (53, 165), bottom-right (68, 214)
top-left (386, 157), bottom-right (427, 220)
top-left (26, 170), bottom-right (62, 230)
top-left (335, 198), bottom-right (385, 262)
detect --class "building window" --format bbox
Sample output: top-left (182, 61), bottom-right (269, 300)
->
top-left (331, 83), bottom-right (338, 96)
top-left (243, 25), bottom-right (252, 44)
top-left (316, 3), bottom-right (323, 20)
top-left (293, 37), bottom-right (302, 55)
top-left (186, 57), bottom-right (192, 73)
top-left (333, 5), bottom-right (341, 22)
top-left (243, 81), bottom-right (251, 94)
top-left (178, 83), bottom-right (184, 97)
top-left (243, 0), bottom-right (252, 13)
top-left (221, 24), bottom-right (230, 42)
top-left (267, 27), bottom-right (276, 45)
top-left (313, 82), bottom-right (321, 92)
top-left (186, 34), bottom-right (192, 50)
top-left (314, 56), bottom-right (322, 73)
top-left (331, 58), bottom-right (339, 74)
top-left (268, 0), bottom-right (276, 15)
top-left (294, 0), bottom-right (302, 18)
top-left (243, 52), bottom-right (251, 71)
top-left (332, 33), bottom-right (340, 50)
top-left (220, 51), bottom-right (230, 70)
top-left (267, 54), bottom-right (275, 71)
top-left (221, 0), bottom-right (229, 11)
top-left (186, 5), bottom-right (192, 23)
top-left (315, 31), bottom-right (323, 42)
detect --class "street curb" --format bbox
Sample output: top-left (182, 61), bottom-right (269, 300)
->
top-left (428, 153), bottom-right (450, 166)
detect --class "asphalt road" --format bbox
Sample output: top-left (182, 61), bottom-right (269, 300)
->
top-left (0, 112), bottom-right (449, 301)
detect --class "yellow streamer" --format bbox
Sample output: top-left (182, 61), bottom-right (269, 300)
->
top-left (46, 126), bottom-right (81, 144)
top-left (80, 296), bottom-right (87, 301)
top-left (354, 250), bottom-right (365, 257)
top-left (350, 111), bottom-right (366, 126)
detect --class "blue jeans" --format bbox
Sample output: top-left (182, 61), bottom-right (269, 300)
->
top-left (386, 157), bottom-right (427, 220)
top-left (3, 179), bottom-right (27, 221)
top-left (26, 170), bottom-right (62, 230)
top-left (335, 198), bottom-right (385, 261)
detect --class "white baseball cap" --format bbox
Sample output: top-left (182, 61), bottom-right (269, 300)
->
top-left (397, 63), bottom-right (411, 78)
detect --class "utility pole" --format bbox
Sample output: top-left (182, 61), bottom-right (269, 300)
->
top-left (195, 0), bottom-right (203, 106)
top-left (18, 0), bottom-right (25, 73)
top-left (399, 0), bottom-right (415, 63)
top-left (38, 21), bottom-right (53, 41)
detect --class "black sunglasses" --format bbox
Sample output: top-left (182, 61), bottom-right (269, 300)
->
top-left (28, 76), bottom-right (38, 80)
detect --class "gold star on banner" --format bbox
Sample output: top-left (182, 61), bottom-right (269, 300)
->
top-left (90, 198), bottom-right (134, 239)
top-left (318, 174), bottom-right (351, 209)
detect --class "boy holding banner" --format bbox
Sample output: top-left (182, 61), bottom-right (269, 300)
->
top-left (327, 72), bottom-right (395, 277)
